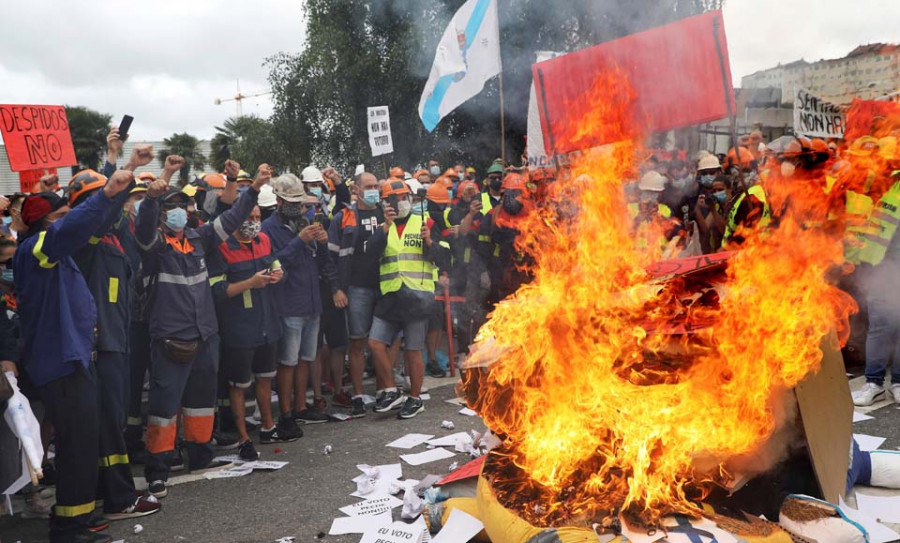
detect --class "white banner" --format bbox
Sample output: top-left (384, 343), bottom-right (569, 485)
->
top-left (526, 51), bottom-right (564, 170)
top-left (367, 106), bottom-right (394, 157)
top-left (793, 88), bottom-right (844, 139)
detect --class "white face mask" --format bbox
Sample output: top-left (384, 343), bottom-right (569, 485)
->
top-left (396, 200), bottom-right (412, 219)
top-left (781, 161), bottom-right (796, 178)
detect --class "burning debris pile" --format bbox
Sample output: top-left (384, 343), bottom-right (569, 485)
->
top-left (460, 75), bottom-right (857, 531)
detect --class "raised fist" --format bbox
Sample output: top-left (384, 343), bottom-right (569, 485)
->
top-left (164, 155), bottom-right (186, 174)
top-left (130, 144), bottom-right (154, 168)
top-left (147, 178), bottom-right (169, 199)
top-left (253, 163), bottom-right (272, 188)
top-left (103, 169), bottom-right (135, 198)
top-left (224, 159), bottom-right (240, 179)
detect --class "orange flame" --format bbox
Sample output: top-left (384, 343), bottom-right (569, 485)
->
top-left (463, 71), bottom-right (857, 526)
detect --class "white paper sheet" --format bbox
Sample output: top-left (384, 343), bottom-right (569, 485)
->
top-left (400, 447), bottom-right (457, 466)
top-left (840, 495), bottom-right (900, 543)
top-left (431, 508), bottom-right (484, 543)
top-left (426, 432), bottom-right (472, 447)
top-left (329, 510), bottom-right (391, 535)
top-left (619, 515), bottom-right (665, 543)
top-left (387, 433), bottom-right (435, 449)
top-left (855, 492), bottom-right (900, 524)
top-left (350, 463), bottom-right (404, 499)
top-left (359, 521), bottom-right (425, 543)
top-left (241, 461), bottom-right (288, 470)
top-left (853, 411), bottom-right (874, 423)
top-left (458, 407), bottom-right (477, 417)
top-left (339, 495), bottom-right (403, 517)
top-left (854, 433), bottom-right (887, 451)
top-left (420, 393), bottom-right (431, 401)
top-left (203, 467), bottom-right (254, 479)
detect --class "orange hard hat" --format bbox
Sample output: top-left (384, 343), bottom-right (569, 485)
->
top-left (413, 169), bottom-right (429, 179)
top-left (810, 138), bottom-right (830, 154)
top-left (435, 175), bottom-right (454, 188)
top-left (136, 172), bottom-right (157, 182)
top-left (68, 169), bottom-right (108, 206)
top-left (781, 137), bottom-right (812, 158)
top-left (501, 173), bottom-right (527, 191)
top-left (389, 166), bottom-right (405, 179)
top-left (458, 180), bottom-right (479, 196)
top-left (425, 183), bottom-right (451, 204)
top-left (204, 173), bottom-right (227, 189)
top-left (724, 146), bottom-right (754, 168)
top-left (380, 178), bottom-right (410, 199)
top-left (443, 168), bottom-right (460, 180)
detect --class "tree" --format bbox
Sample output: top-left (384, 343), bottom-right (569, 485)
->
top-left (158, 133), bottom-right (206, 185)
top-left (210, 116), bottom-right (283, 174)
top-left (66, 106), bottom-right (112, 176)
top-left (267, 0), bottom-right (725, 175)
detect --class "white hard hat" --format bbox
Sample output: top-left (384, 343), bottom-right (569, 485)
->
top-left (258, 184), bottom-right (277, 208)
top-left (300, 166), bottom-right (324, 183)
top-left (406, 178), bottom-right (423, 194)
top-left (638, 171), bottom-right (666, 192)
top-left (697, 154), bottom-right (721, 170)
top-left (694, 150), bottom-right (711, 162)
top-left (273, 173), bottom-right (306, 202)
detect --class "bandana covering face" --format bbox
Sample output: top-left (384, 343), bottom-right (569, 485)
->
top-left (239, 220), bottom-right (261, 239)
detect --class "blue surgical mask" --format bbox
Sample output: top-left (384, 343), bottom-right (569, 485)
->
top-left (165, 207), bottom-right (188, 231)
top-left (309, 187), bottom-right (323, 201)
top-left (429, 165), bottom-right (441, 176)
top-left (362, 189), bottom-right (380, 207)
top-left (411, 201), bottom-right (424, 215)
top-left (699, 174), bottom-right (716, 187)
top-left (1, 217), bottom-right (11, 226)
top-left (1, 269), bottom-right (13, 284)
top-left (713, 190), bottom-right (727, 204)
top-left (447, 190), bottom-right (454, 201)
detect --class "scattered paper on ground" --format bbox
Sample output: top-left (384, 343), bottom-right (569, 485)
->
top-left (338, 495), bottom-right (403, 517)
top-left (431, 508), bottom-right (484, 543)
top-left (854, 433), bottom-right (887, 451)
top-left (387, 433), bottom-right (435, 449)
top-left (426, 432), bottom-right (472, 447)
top-left (350, 463), bottom-right (403, 499)
top-left (853, 411), bottom-right (874, 423)
top-left (444, 397), bottom-right (465, 406)
top-left (204, 466), bottom-right (254, 479)
top-left (241, 461), bottom-right (288, 470)
top-left (855, 492), bottom-right (900, 524)
top-left (420, 393), bottom-right (431, 400)
top-left (359, 520), bottom-right (425, 543)
top-left (840, 495), bottom-right (900, 543)
top-left (458, 407), bottom-right (477, 416)
top-left (400, 447), bottom-right (456, 466)
top-left (329, 510), bottom-right (391, 535)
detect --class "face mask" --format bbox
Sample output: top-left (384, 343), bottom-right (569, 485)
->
top-left (781, 161), bottom-right (796, 178)
top-left (456, 170), bottom-right (465, 179)
top-left (239, 220), bottom-right (261, 239)
top-left (713, 190), bottom-right (727, 204)
top-left (699, 174), bottom-right (716, 187)
top-left (411, 201), bottom-right (424, 215)
top-left (362, 189), bottom-right (380, 207)
top-left (501, 193), bottom-right (524, 215)
top-left (309, 187), bottom-right (324, 201)
top-left (165, 207), bottom-right (188, 232)
top-left (2, 217), bottom-right (11, 227)
top-left (447, 190), bottom-right (454, 201)
top-left (429, 166), bottom-right (441, 176)
top-left (280, 201), bottom-right (305, 220)
top-left (1, 269), bottom-right (13, 284)
top-left (489, 178), bottom-right (502, 191)
top-left (427, 201), bottom-right (445, 222)
top-left (396, 200), bottom-right (412, 219)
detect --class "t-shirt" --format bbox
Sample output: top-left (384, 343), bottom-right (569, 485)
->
top-left (348, 207), bottom-right (383, 289)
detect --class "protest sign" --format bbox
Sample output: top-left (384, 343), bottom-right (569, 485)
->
top-left (367, 106), bottom-right (394, 157)
top-left (793, 89), bottom-right (844, 138)
top-left (0, 105), bottom-right (77, 171)
top-left (18, 168), bottom-right (58, 193)
top-left (359, 521), bottom-right (424, 543)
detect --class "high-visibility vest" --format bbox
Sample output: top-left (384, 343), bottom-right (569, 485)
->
top-left (627, 202), bottom-right (671, 221)
top-left (481, 192), bottom-right (496, 214)
top-left (724, 185), bottom-right (771, 239)
top-left (379, 214), bottom-right (436, 295)
top-left (859, 181), bottom-right (900, 266)
top-left (844, 190), bottom-right (876, 263)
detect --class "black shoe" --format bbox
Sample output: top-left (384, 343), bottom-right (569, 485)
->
top-left (398, 396), bottom-right (425, 419)
top-left (374, 390), bottom-right (405, 413)
top-left (53, 528), bottom-right (112, 543)
top-left (238, 440), bottom-right (259, 461)
top-left (188, 459), bottom-right (234, 475)
top-left (349, 397), bottom-right (367, 417)
top-left (148, 480), bottom-right (167, 499)
top-left (211, 431), bottom-right (240, 450)
top-left (168, 451), bottom-right (185, 472)
top-left (426, 362), bottom-right (447, 378)
top-left (260, 418), bottom-right (302, 443)
top-left (294, 408), bottom-right (329, 424)
top-left (86, 510), bottom-right (110, 532)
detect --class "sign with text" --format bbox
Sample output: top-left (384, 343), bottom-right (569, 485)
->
top-left (367, 106), bottom-right (394, 157)
top-left (0, 105), bottom-right (77, 171)
top-left (18, 168), bottom-right (58, 193)
top-left (793, 89), bottom-right (844, 138)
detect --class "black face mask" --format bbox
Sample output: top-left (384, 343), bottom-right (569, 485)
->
top-left (501, 192), bottom-right (523, 215)
top-left (489, 177), bottom-right (502, 191)
top-left (427, 200), bottom-right (446, 224)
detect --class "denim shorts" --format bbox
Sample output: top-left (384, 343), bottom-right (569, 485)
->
top-left (279, 316), bottom-right (320, 365)
top-left (347, 286), bottom-right (378, 340)
top-left (369, 315), bottom-right (427, 352)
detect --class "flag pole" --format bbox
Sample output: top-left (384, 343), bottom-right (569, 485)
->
top-left (497, 0), bottom-right (506, 166)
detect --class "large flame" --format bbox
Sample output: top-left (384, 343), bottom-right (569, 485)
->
top-left (463, 71), bottom-right (857, 527)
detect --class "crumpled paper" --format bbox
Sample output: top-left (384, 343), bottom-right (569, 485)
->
top-left (401, 486), bottom-right (424, 520)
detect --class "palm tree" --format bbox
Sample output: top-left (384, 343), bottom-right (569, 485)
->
top-left (66, 106), bottom-right (112, 176)
top-left (158, 133), bottom-right (206, 186)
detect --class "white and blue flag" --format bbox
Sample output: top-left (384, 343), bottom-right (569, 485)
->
top-left (418, 0), bottom-right (501, 132)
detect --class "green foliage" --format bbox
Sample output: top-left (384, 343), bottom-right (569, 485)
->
top-left (66, 105), bottom-right (112, 175)
top-left (210, 116), bottom-right (283, 174)
top-left (267, 0), bottom-right (725, 177)
top-left (158, 133), bottom-right (206, 186)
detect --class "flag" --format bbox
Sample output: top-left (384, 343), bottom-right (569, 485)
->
top-left (418, 0), bottom-right (501, 133)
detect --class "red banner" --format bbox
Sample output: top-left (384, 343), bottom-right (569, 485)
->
top-left (18, 168), bottom-right (58, 193)
top-left (533, 10), bottom-right (735, 155)
top-left (0, 104), bottom-right (77, 172)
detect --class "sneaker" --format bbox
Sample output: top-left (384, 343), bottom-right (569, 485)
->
top-left (427, 362), bottom-right (447, 378)
top-left (890, 383), bottom-right (900, 403)
top-left (22, 493), bottom-right (52, 519)
top-left (260, 419), bottom-right (302, 443)
top-left (374, 390), bottom-right (405, 413)
top-left (294, 408), bottom-right (329, 424)
top-left (332, 389), bottom-right (353, 408)
top-left (398, 396), bottom-right (425, 419)
top-left (211, 431), bottom-right (240, 450)
top-left (852, 382), bottom-right (886, 406)
top-left (87, 510), bottom-right (110, 532)
top-left (168, 452), bottom-right (185, 472)
top-left (350, 397), bottom-right (367, 418)
top-left (104, 496), bottom-right (161, 520)
top-left (148, 480), bottom-right (167, 499)
top-left (56, 528), bottom-right (112, 543)
top-left (238, 440), bottom-right (259, 461)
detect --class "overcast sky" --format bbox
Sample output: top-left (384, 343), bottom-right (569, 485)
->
top-left (1, 0), bottom-right (898, 141)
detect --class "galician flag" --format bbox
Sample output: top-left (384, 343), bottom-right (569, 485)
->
top-left (418, 0), bottom-right (501, 132)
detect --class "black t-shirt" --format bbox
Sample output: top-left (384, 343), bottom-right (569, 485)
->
top-left (348, 206), bottom-right (383, 289)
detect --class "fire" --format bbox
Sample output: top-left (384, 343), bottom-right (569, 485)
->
top-left (462, 72), bottom-right (856, 527)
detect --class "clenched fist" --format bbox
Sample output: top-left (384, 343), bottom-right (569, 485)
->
top-left (163, 155), bottom-right (186, 176)
top-left (224, 159), bottom-right (240, 179)
top-left (128, 144), bottom-right (154, 169)
top-left (103, 170), bottom-right (135, 198)
top-left (252, 163), bottom-right (272, 189)
top-left (147, 178), bottom-right (169, 199)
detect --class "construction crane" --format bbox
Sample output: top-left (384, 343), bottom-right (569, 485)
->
top-left (214, 79), bottom-right (273, 116)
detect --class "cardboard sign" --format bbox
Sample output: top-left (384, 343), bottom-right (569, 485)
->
top-left (18, 168), bottom-right (58, 193)
top-left (645, 251), bottom-right (733, 281)
top-left (367, 106), bottom-right (394, 157)
top-left (0, 105), bottom-right (77, 172)
top-left (436, 456), bottom-right (485, 486)
top-left (793, 89), bottom-right (844, 138)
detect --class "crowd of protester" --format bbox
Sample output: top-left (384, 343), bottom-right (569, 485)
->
top-left (2, 121), bottom-right (900, 543)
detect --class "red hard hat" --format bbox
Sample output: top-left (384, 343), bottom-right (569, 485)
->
top-left (501, 173), bottom-right (527, 191)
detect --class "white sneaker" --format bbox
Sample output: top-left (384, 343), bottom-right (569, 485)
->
top-left (852, 382), bottom-right (886, 406)
top-left (889, 383), bottom-right (900, 403)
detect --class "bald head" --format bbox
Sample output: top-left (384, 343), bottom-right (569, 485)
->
top-left (359, 172), bottom-right (378, 190)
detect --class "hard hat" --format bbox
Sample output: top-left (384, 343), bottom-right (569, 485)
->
top-left (694, 150), bottom-right (711, 162)
top-left (258, 184), bottom-right (277, 208)
top-left (426, 183), bottom-right (451, 204)
top-left (301, 166), bottom-right (324, 183)
top-left (68, 169), bottom-right (108, 206)
top-left (380, 179), bottom-right (411, 199)
top-left (780, 137), bottom-right (812, 158)
top-left (130, 183), bottom-right (149, 195)
top-left (487, 163), bottom-right (504, 175)
top-left (847, 136), bottom-right (879, 157)
top-left (413, 169), bottom-right (429, 179)
top-left (458, 180), bottom-right (479, 196)
top-left (236, 170), bottom-right (253, 182)
top-left (136, 172), bottom-right (157, 182)
top-left (161, 188), bottom-right (191, 207)
top-left (466, 166), bottom-right (476, 174)
top-left (443, 168), bottom-right (460, 180)
top-left (406, 178), bottom-right (423, 194)
top-left (724, 146), bottom-right (755, 168)
top-left (204, 173), bottom-right (227, 189)
top-left (389, 166), bottom-right (405, 179)
top-left (697, 154), bottom-right (721, 171)
top-left (181, 184), bottom-right (198, 197)
top-left (810, 138), bottom-right (830, 155)
top-left (435, 175), bottom-right (454, 188)
top-left (877, 136), bottom-right (898, 161)
top-left (501, 173), bottom-right (527, 191)
top-left (273, 173), bottom-right (307, 202)
top-left (638, 170), bottom-right (666, 192)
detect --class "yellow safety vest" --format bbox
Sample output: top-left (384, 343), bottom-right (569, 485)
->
top-left (724, 185), bottom-right (771, 239)
top-left (859, 181), bottom-right (900, 266)
top-left (627, 202), bottom-right (671, 221)
top-left (481, 192), bottom-right (497, 214)
top-left (379, 214), bottom-right (436, 295)
top-left (844, 190), bottom-right (876, 264)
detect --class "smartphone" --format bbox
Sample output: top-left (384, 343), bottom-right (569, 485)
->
top-left (118, 115), bottom-right (134, 142)
top-left (387, 194), bottom-right (399, 214)
top-left (313, 212), bottom-right (327, 226)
